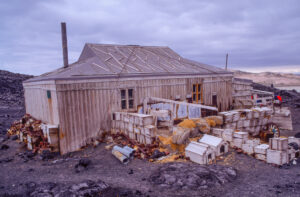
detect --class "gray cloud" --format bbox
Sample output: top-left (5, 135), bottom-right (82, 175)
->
top-left (0, 0), bottom-right (300, 75)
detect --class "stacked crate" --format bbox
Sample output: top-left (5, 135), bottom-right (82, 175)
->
top-left (111, 112), bottom-right (156, 144)
top-left (219, 107), bottom-right (273, 136)
top-left (254, 144), bottom-right (269, 161)
top-left (266, 138), bottom-right (289, 165)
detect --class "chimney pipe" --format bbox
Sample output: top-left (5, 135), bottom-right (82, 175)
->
top-left (61, 22), bottom-right (69, 68)
top-left (225, 53), bottom-right (228, 71)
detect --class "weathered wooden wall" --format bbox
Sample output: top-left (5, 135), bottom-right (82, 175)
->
top-left (23, 81), bottom-right (59, 125)
top-left (232, 78), bottom-right (253, 109)
top-left (54, 74), bottom-right (233, 154)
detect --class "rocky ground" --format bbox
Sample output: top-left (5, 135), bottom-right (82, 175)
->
top-left (0, 70), bottom-right (33, 135)
top-left (1, 70), bottom-right (300, 196)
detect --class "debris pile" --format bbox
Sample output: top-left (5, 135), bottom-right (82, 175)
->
top-left (111, 133), bottom-right (162, 160)
top-left (149, 163), bottom-right (237, 190)
top-left (7, 114), bottom-right (53, 153)
top-left (209, 127), bottom-right (300, 166)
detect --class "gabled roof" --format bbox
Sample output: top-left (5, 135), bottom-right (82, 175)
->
top-left (26, 43), bottom-right (232, 82)
top-left (199, 134), bottom-right (223, 147)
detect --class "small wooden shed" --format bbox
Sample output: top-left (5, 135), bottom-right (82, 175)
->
top-left (23, 43), bottom-right (234, 154)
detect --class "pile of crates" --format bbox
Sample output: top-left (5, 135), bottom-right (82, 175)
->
top-left (219, 107), bottom-right (273, 136)
top-left (111, 112), bottom-right (156, 144)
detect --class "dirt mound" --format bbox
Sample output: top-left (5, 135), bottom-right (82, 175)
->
top-left (149, 163), bottom-right (237, 190)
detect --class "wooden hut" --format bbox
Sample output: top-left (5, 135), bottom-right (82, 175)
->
top-left (23, 43), bottom-right (234, 154)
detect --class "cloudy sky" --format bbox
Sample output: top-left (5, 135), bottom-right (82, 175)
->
top-left (0, 0), bottom-right (300, 75)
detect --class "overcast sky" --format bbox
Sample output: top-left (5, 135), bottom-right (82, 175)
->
top-left (0, 0), bottom-right (300, 75)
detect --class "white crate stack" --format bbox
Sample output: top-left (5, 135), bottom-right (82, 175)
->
top-left (219, 107), bottom-right (273, 136)
top-left (111, 112), bottom-right (156, 144)
top-left (265, 138), bottom-right (293, 165)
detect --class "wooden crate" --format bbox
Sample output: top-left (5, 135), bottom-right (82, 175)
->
top-left (269, 138), bottom-right (288, 151)
top-left (266, 149), bottom-right (288, 165)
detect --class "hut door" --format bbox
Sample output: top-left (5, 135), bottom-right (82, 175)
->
top-left (212, 94), bottom-right (217, 107)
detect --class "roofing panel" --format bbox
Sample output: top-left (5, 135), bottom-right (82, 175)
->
top-left (26, 43), bottom-right (233, 82)
top-left (199, 134), bottom-right (223, 147)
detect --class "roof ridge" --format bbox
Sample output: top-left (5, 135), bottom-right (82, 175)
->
top-left (86, 43), bottom-right (169, 48)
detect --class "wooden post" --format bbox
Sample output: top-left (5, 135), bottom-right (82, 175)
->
top-left (61, 22), bottom-right (69, 68)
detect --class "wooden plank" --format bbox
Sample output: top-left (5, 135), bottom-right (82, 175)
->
top-left (149, 97), bottom-right (218, 111)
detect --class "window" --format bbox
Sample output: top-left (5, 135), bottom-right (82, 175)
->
top-left (128, 89), bottom-right (134, 109)
top-left (120, 89), bottom-right (134, 110)
top-left (192, 84), bottom-right (202, 103)
top-left (121, 90), bottom-right (126, 109)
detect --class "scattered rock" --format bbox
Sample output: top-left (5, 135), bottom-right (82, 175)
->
top-left (149, 163), bottom-right (237, 190)
top-left (11, 135), bottom-right (18, 141)
top-left (0, 157), bottom-right (14, 163)
top-left (128, 168), bottom-right (134, 175)
top-left (288, 142), bottom-right (299, 150)
top-left (0, 144), bottom-right (9, 150)
top-left (18, 151), bottom-right (36, 162)
top-left (41, 150), bottom-right (57, 160)
top-left (23, 180), bottom-right (109, 197)
top-left (295, 132), bottom-right (300, 138)
top-left (150, 149), bottom-right (166, 159)
top-left (75, 158), bottom-right (92, 173)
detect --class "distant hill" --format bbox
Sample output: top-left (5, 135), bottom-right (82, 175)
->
top-left (0, 70), bottom-right (33, 107)
top-left (233, 70), bottom-right (300, 87)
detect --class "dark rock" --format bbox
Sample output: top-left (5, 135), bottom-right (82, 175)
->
top-left (11, 135), bottom-right (18, 141)
top-left (288, 142), bottom-right (299, 150)
top-left (41, 150), bottom-right (57, 160)
top-left (150, 149), bottom-right (166, 159)
top-left (0, 144), bottom-right (9, 150)
top-left (78, 158), bottom-right (91, 167)
top-left (295, 132), bottom-right (300, 138)
top-left (128, 168), bottom-right (134, 175)
top-left (0, 156), bottom-right (14, 163)
top-left (75, 158), bottom-right (92, 173)
top-left (18, 151), bottom-right (36, 161)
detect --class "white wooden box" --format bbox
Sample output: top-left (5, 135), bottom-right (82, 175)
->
top-left (266, 149), bottom-right (288, 165)
top-left (222, 129), bottom-right (233, 142)
top-left (242, 143), bottom-right (254, 155)
top-left (233, 131), bottom-right (248, 141)
top-left (237, 120), bottom-right (243, 129)
top-left (145, 136), bottom-right (152, 144)
top-left (232, 111), bottom-right (240, 122)
top-left (127, 123), bottom-right (134, 133)
top-left (134, 126), bottom-right (141, 134)
top-left (212, 128), bottom-right (224, 138)
top-left (269, 138), bottom-right (288, 151)
top-left (243, 120), bottom-right (250, 128)
top-left (232, 138), bottom-right (243, 148)
top-left (246, 139), bottom-right (260, 147)
top-left (144, 125), bottom-right (156, 137)
top-left (254, 144), bottom-right (269, 154)
top-left (139, 134), bottom-right (146, 144)
top-left (255, 153), bottom-right (266, 161)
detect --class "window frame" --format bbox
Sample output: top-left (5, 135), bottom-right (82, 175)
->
top-left (192, 83), bottom-right (203, 103)
top-left (120, 88), bottom-right (135, 110)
